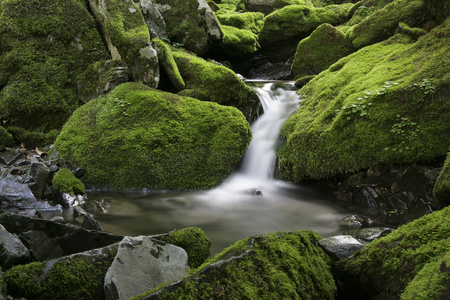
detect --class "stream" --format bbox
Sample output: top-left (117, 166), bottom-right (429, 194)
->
top-left (90, 81), bottom-right (377, 254)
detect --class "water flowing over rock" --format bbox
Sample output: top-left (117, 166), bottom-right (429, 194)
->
top-left (104, 236), bottom-right (189, 300)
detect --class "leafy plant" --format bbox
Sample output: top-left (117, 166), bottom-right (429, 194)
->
top-left (335, 92), bottom-right (373, 120)
top-left (415, 78), bottom-right (436, 95)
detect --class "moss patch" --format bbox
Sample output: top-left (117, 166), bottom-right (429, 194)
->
top-left (159, 227), bottom-right (211, 269)
top-left (216, 11), bottom-right (264, 34)
top-left (291, 23), bottom-right (354, 78)
top-left (52, 168), bottom-right (85, 195)
top-left (152, 38), bottom-right (185, 91)
top-left (336, 205), bottom-right (450, 298)
top-left (0, 0), bottom-right (109, 133)
top-left (134, 230), bottom-right (336, 299)
top-left (0, 127), bottom-right (13, 150)
top-left (277, 20), bottom-right (450, 182)
top-left (172, 49), bottom-right (261, 121)
top-left (54, 82), bottom-right (252, 191)
top-left (220, 25), bottom-right (261, 56)
top-left (433, 151), bottom-right (450, 206)
top-left (258, 3), bottom-right (353, 47)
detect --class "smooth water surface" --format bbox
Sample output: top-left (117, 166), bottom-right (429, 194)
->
top-left (91, 81), bottom-right (371, 254)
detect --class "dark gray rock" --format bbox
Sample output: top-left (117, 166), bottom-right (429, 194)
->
top-left (104, 236), bottom-right (189, 300)
top-left (23, 161), bottom-right (51, 200)
top-left (136, 0), bottom-right (168, 38)
top-left (339, 215), bottom-right (365, 230)
top-left (344, 227), bottom-right (394, 243)
top-left (244, 0), bottom-right (277, 15)
top-left (0, 224), bottom-right (31, 269)
top-left (319, 235), bottom-right (364, 260)
top-left (0, 151), bottom-right (26, 166)
top-left (20, 230), bottom-right (65, 261)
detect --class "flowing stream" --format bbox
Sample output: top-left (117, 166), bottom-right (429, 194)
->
top-left (91, 81), bottom-right (369, 254)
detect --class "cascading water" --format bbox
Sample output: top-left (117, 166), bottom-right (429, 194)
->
top-left (91, 81), bottom-right (363, 254)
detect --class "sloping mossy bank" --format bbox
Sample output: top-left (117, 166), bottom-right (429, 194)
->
top-left (132, 230), bottom-right (337, 299)
top-left (0, 0), bottom-right (109, 135)
top-left (336, 205), bottom-right (450, 299)
top-left (277, 19), bottom-right (450, 182)
top-left (433, 150), bottom-right (450, 206)
top-left (53, 82), bottom-right (252, 191)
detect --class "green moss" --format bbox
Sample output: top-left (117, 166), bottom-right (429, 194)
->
top-left (172, 49), bottom-right (261, 121)
top-left (159, 227), bottom-right (212, 269)
top-left (258, 3), bottom-right (353, 46)
top-left (220, 25), bottom-right (261, 56)
top-left (54, 82), bottom-right (252, 191)
top-left (433, 151), bottom-right (450, 206)
top-left (152, 38), bottom-right (185, 91)
top-left (346, 0), bottom-right (426, 49)
top-left (277, 20), bottom-right (450, 182)
top-left (0, 127), bottom-right (13, 149)
top-left (52, 168), bottom-right (86, 195)
top-left (3, 262), bottom-right (46, 299)
top-left (399, 22), bottom-right (428, 40)
top-left (216, 12), bottom-right (264, 34)
top-left (400, 253), bottom-right (450, 300)
top-left (292, 23), bottom-right (354, 78)
top-left (133, 230), bottom-right (336, 299)
top-left (6, 126), bottom-right (59, 149)
top-left (0, 0), bottom-right (109, 132)
top-left (275, 0), bottom-right (315, 9)
top-left (337, 206), bottom-right (450, 297)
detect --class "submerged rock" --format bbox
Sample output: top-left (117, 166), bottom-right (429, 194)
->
top-left (54, 82), bottom-right (252, 190)
top-left (104, 236), bottom-right (189, 300)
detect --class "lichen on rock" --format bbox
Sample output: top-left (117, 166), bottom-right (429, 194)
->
top-left (54, 82), bottom-right (252, 191)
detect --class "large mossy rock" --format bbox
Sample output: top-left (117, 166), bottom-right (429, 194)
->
top-left (87, 0), bottom-right (159, 87)
top-left (0, 0), bottom-right (109, 133)
top-left (172, 49), bottom-right (262, 121)
top-left (291, 23), bottom-right (354, 78)
top-left (54, 82), bottom-right (252, 191)
top-left (433, 151), bottom-right (450, 207)
top-left (336, 205), bottom-right (450, 298)
top-left (346, 0), bottom-right (428, 49)
top-left (134, 231), bottom-right (337, 299)
top-left (220, 25), bottom-right (261, 56)
top-left (216, 11), bottom-right (264, 35)
top-left (277, 19), bottom-right (450, 182)
top-left (151, 0), bottom-right (223, 56)
top-left (258, 3), bottom-right (353, 47)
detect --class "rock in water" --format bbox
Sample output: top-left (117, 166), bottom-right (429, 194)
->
top-left (104, 236), bottom-right (189, 300)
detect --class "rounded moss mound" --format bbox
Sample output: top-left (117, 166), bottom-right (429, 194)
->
top-left (54, 82), bottom-right (252, 191)
top-left (220, 25), bottom-right (261, 56)
top-left (291, 23), bottom-right (354, 78)
top-left (52, 168), bottom-right (85, 195)
top-left (135, 230), bottom-right (336, 299)
top-left (277, 20), bottom-right (450, 182)
top-left (172, 49), bottom-right (261, 121)
top-left (216, 11), bottom-right (264, 34)
top-left (337, 206), bottom-right (450, 298)
top-left (433, 151), bottom-right (450, 206)
top-left (0, 127), bottom-right (14, 149)
top-left (0, 0), bottom-right (109, 132)
top-left (159, 227), bottom-right (211, 269)
top-left (258, 3), bottom-right (353, 47)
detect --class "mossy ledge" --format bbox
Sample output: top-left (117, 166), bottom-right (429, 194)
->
top-left (336, 205), bottom-right (450, 298)
top-left (52, 168), bottom-right (86, 195)
top-left (277, 19), bottom-right (450, 182)
top-left (54, 82), bottom-right (252, 191)
top-left (132, 230), bottom-right (336, 299)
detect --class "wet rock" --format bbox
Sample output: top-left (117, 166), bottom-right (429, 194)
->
top-left (344, 227), bottom-right (394, 243)
top-left (74, 206), bottom-right (102, 231)
top-left (0, 151), bottom-right (26, 166)
top-left (0, 224), bottom-right (31, 269)
top-left (104, 236), bottom-right (189, 300)
top-left (339, 215), bottom-right (365, 230)
top-left (319, 235), bottom-right (364, 260)
top-left (23, 161), bottom-right (51, 200)
top-left (0, 172), bottom-right (36, 205)
top-left (0, 213), bottom-right (123, 256)
top-left (245, 188), bottom-right (263, 196)
top-left (20, 230), bottom-right (65, 261)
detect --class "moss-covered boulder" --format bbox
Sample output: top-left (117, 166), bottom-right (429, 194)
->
top-left (277, 19), bottom-right (450, 182)
top-left (346, 0), bottom-right (394, 26)
top-left (52, 168), bottom-right (85, 195)
top-left (425, 0), bottom-right (450, 23)
top-left (151, 0), bottom-right (223, 56)
top-left (258, 3), bottom-right (353, 47)
top-left (216, 11), bottom-right (264, 34)
top-left (433, 151), bottom-right (450, 206)
top-left (54, 82), bottom-right (252, 191)
top-left (87, 0), bottom-right (159, 87)
top-left (291, 23), bottom-right (354, 78)
top-left (0, 0), bottom-right (109, 133)
top-left (134, 230), bottom-right (337, 299)
top-left (336, 205), bottom-right (450, 298)
top-left (4, 127), bottom-right (59, 149)
top-left (151, 38), bottom-right (185, 91)
top-left (220, 25), bottom-right (261, 56)
top-left (172, 49), bottom-right (262, 121)
top-left (346, 0), bottom-right (428, 49)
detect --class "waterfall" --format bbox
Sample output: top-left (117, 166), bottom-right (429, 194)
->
top-left (208, 81), bottom-right (300, 196)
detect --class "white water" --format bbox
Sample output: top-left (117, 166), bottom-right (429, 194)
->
top-left (91, 81), bottom-right (367, 254)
